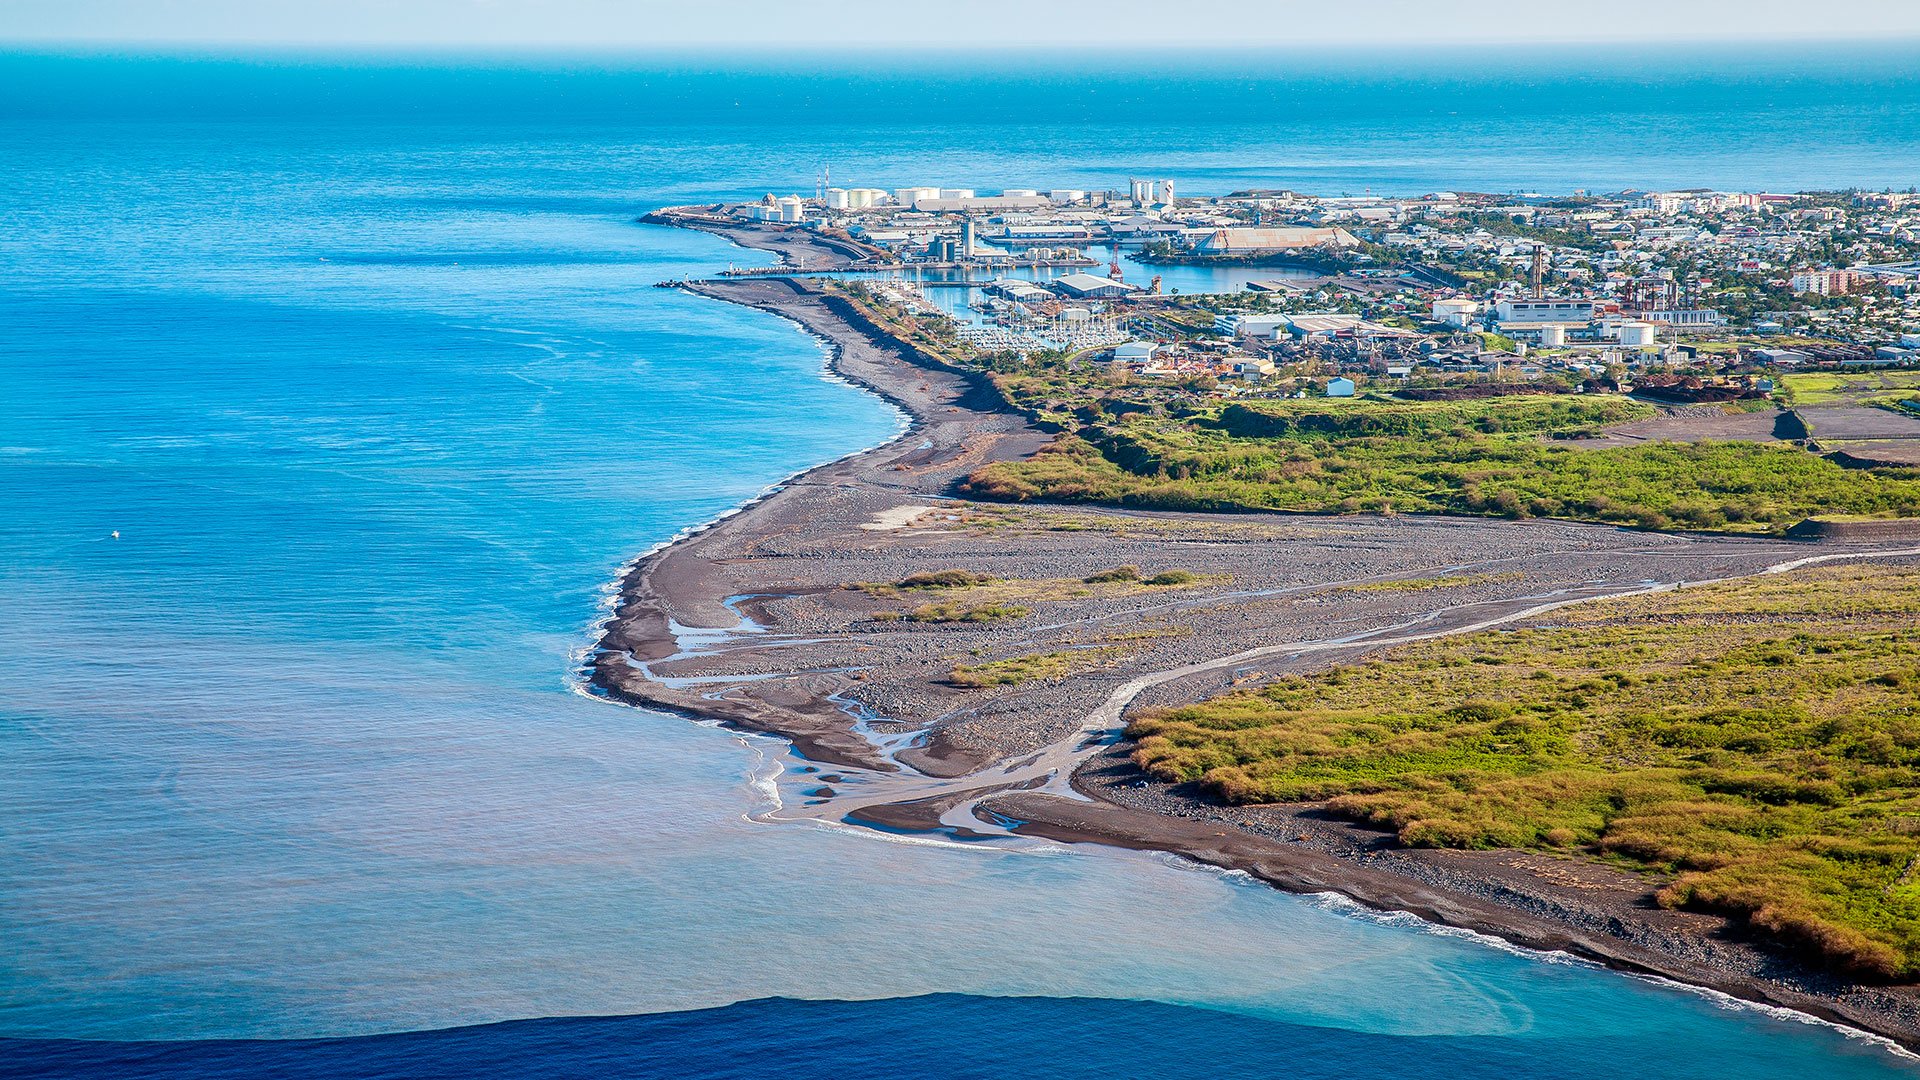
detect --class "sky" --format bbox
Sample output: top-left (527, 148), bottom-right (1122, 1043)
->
top-left (5, 0), bottom-right (1920, 49)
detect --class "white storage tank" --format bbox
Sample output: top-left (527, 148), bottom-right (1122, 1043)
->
top-left (1538, 324), bottom-right (1567, 347)
top-left (1616, 321), bottom-right (1657, 346)
top-left (1049, 190), bottom-right (1087, 204)
top-left (1431, 298), bottom-right (1479, 327)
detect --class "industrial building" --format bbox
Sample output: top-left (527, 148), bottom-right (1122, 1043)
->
top-left (824, 187), bottom-right (887, 211)
top-left (743, 193), bottom-right (807, 222)
top-left (1494, 299), bottom-right (1599, 323)
top-left (1191, 226), bottom-right (1360, 255)
top-left (1431, 298), bottom-right (1480, 327)
top-left (1281, 314), bottom-right (1369, 338)
top-left (911, 195), bottom-right (1052, 213)
top-left (984, 279), bottom-right (1054, 303)
top-left (1051, 273), bottom-right (1143, 299)
top-left (894, 186), bottom-right (942, 209)
top-left (1610, 321), bottom-right (1660, 346)
top-left (1128, 178), bottom-right (1175, 206)
top-left (1214, 314), bottom-right (1292, 337)
top-left (1643, 309), bottom-right (1728, 327)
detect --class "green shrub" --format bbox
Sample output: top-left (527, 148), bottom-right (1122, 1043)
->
top-left (961, 403), bottom-right (1920, 535)
top-left (898, 569), bottom-right (996, 589)
top-left (907, 602), bottom-right (1030, 623)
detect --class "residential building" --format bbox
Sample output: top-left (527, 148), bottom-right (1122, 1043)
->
top-left (1791, 269), bottom-right (1858, 296)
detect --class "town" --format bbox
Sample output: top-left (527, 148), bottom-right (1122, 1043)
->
top-left (621, 174), bottom-right (1920, 1037)
top-left (678, 178), bottom-right (1920, 407)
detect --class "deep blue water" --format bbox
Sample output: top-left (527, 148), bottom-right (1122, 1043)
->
top-left (3, 49), bottom-right (1920, 1077)
top-left (0, 994), bottom-right (1898, 1080)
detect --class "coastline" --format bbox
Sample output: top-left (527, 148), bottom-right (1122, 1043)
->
top-left (593, 212), bottom-right (1920, 1050)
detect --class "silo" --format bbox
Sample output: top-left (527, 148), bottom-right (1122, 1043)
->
top-left (1616, 322), bottom-right (1657, 346)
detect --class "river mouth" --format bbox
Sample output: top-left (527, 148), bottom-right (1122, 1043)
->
top-left (12, 50), bottom-right (1920, 1074)
top-left (587, 259), bottom-right (1920, 1054)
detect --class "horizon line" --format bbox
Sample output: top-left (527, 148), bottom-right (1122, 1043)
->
top-left (7, 35), bottom-right (1920, 55)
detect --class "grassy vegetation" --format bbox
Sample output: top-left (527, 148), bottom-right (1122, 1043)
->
top-left (898, 569), bottom-right (998, 589)
top-left (960, 505), bottom-right (1320, 542)
top-left (1127, 563), bottom-right (1920, 977)
top-left (963, 395), bottom-right (1920, 534)
top-left (1778, 371), bottom-right (1920, 408)
top-left (855, 567), bottom-right (1221, 608)
top-left (1096, 623), bottom-right (1194, 643)
top-left (906, 601), bottom-right (1030, 623)
top-left (1082, 565), bottom-right (1204, 586)
top-left (949, 646), bottom-right (1125, 688)
top-left (1344, 571), bottom-right (1524, 593)
top-left (852, 569), bottom-right (999, 597)
top-left (833, 282), bottom-right (1920, 533)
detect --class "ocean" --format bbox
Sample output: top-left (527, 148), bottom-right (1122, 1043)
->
top-left (2, 47), bottom-right (1919, 1077)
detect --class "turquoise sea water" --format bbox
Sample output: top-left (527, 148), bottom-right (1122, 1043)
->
top-left (4, 48), bottom-right (1920, 1076)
